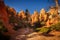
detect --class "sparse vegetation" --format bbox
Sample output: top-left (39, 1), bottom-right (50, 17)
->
top-left (36, 27), bottom-right (51, 34)
top-left (36, 22), bottom-right (60, 34)
top-left (50, 22), bottom-right (60, 31)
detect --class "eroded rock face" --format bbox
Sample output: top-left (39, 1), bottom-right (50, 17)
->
top-left (48, 7), bottom-right (55, 15)
top-left (45, 7), bottom-right (59, 27)
top-left (45, 15), bottom-right (58, 27)
top-left (48, 6), bottom-right (58, 15)
top-left (58, 6), bottom-right (60, 13)
top-left (18, 10), bottom-right (26, 19)
top-left (0, 0), bottom-right (16, 35)
top-left (31, 11), bottom-right (39, 24)
top-left (7, 7), bottom-right (16, 17)
top-left (39, 8), bottom-right (47, 21)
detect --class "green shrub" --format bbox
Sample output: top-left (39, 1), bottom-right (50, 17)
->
top-left (36, 27), bottom-right (50, 33)
top-left (35, 22), bottom-right (60, 34)
top-left (50, 22), bottom-right (60, 31)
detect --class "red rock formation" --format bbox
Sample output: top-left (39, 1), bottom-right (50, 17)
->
top-left (0, 0), bottom-right (16, 35)
top-left (8, 7), bottom-right (16, 17)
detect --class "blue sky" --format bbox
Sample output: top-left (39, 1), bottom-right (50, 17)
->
top-left (4, 0), bottom-right (60, 14)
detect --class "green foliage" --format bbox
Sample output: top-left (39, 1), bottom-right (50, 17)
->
top-left (50, 22), bottom-right (60, 31)
top-left (36, 22), bottom-right (60, 34)
top-left (36, 27), bottom-right (50, 33)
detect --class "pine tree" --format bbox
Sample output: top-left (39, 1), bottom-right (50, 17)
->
top-left (25, 9), bottom-right (30, 21)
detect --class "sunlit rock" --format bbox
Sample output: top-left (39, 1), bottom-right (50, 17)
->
top-left (45, 15), bottom-right (59, 27)
top-left (48, 6), bottom-right (58, 15)
top-left (58, 6), bottom-right (60, 13)
top-left (8, 7), bottom-right (16, 16)
top-left (31, 11), bottom-right (39, 24)
top-left (45, 20), bottom-right (50, 27)
top-left (39, 8), bottom-right (47, 21)
top-left (18, 10), bottom-right (26, 19)
top-left (48, 7), bottom-right (55, 15)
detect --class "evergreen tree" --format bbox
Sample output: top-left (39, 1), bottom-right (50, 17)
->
top-left (25, 9), bottom-right (30, 21)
